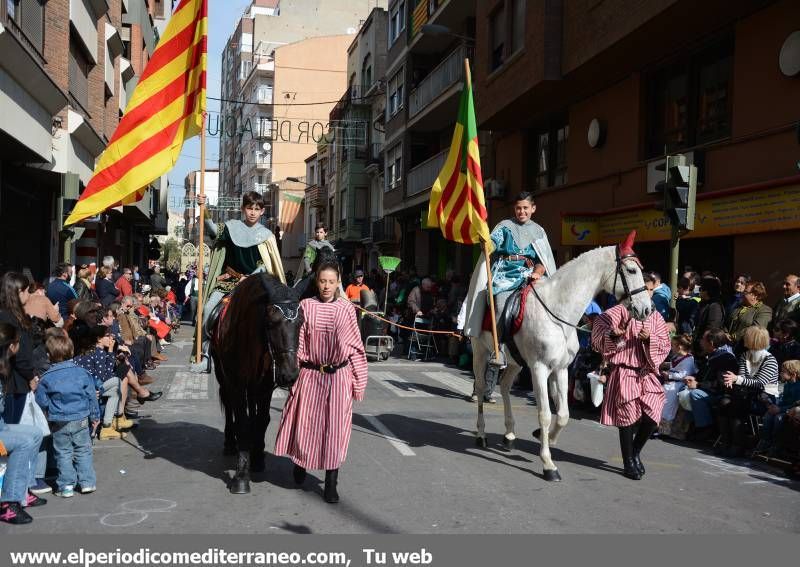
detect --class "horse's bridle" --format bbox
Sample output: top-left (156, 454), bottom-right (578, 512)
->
top-left (266, 299), bottom-right (301, 382)
top-left (612, 245), bottom-right (648, 302)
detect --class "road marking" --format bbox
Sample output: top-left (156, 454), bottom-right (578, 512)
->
top-left (693, 457), bottom-right (790, 484)
top-left (167, 372), bottom-right (209, 400)
top-left (370, 362), bottom-right (447, 368)
top-left (361, 414), bottom-right (415, 456)
top-left (422, 371), bottom-right (474, 397)
top-left (371, 371), bottom-right (434, 397)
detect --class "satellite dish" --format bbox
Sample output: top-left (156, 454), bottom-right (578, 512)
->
top-left (262, 142), bottom-right (271, 151)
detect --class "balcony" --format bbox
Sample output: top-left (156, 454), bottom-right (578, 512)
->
top-left (409, 44), bottom-right (473, 119)
top-left (330, 85), bottom-right (368, 121)
top-left (407, 149), bottom-right (447, 197)
top-left (372, 217), bottom-right (396, 244)
top-left (254, 183), bottom-right (270, 194)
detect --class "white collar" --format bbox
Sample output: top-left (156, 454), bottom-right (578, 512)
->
top-left (786, 292), bottom-right (800, 303)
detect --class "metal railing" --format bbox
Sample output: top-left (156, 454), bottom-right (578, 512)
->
top-left (409, 44), bottom-right (473, 118)
top-left (364, 143), bottom-right (383, 172)
top-left (407, 149), bottom-right (448, 197)
top-left (372, 217), bottom-right (396, 243)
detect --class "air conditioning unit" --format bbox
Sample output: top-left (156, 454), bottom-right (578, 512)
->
top-left (647, 150), bottom-right (705, 194)
top-left (485, 179), bottom-right (508, 200)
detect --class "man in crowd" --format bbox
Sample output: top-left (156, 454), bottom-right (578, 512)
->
top-left (644, 271), bottom-right (672, 321)
top-left (149, 265), bottom-right (166, 294)
top-left (115, 268), bottom-right (134, 300)
top-left (46, 263), bottom-right (78, 320)
top-left (772, 274), bottom-right (800, 328)
top-left (345, 270), bottom-right (370, 304)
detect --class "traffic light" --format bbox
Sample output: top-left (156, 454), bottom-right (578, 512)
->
top-left (655, 155), bottom-right (697, 231)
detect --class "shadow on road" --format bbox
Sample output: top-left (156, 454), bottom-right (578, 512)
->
top-left (353, 413), bottom-right (623, 481)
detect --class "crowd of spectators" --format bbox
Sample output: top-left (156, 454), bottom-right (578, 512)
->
top-left (0, 258), bottom-right (177, 524)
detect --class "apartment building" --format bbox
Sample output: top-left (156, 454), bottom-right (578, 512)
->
top-left (382, 0), bottom-right (479, 277)
top-left (473, 0), bottom-right (800, 297)
top-left (0, 0), bottom-right (167, 278)
top-left (182, 169), bottom-right (220, 243)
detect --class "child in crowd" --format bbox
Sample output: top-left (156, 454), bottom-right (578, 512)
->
top-left (35, 332), bottom-right (100, 498)
top-left (658, 334), bottom-right (698, 438)
top-left (754, 359), bottom-right (800, 456)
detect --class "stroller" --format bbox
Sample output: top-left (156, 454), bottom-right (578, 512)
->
top-left (359, 289), bottom-right (394, 361)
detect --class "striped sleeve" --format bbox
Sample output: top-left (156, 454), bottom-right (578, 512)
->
top-left (297, 299), bottom-right (309, 363)
top-left (591, 306), bottom-right (625, 356)
top-left (737, 354), bottom-right (779, 391)
top-left (341, 302), bottom-right (368, 401)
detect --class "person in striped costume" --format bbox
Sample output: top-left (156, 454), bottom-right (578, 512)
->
top-left (275, 260), bottom-right (368, 504)
top-left (592, 285), bottom-right (671, 480)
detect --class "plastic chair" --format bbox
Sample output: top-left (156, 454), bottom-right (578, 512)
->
top-left (408, 317), bottom-right (438, 361)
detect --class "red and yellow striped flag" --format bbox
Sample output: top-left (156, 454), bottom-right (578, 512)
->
top-left (426, 61), bottom-right (490, 246)
top-left (65, 0), bottom-right (207, 226)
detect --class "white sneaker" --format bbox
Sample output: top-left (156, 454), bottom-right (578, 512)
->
top-left (160, 339), bottom-right (171, 347)
top-left (80, 485), bottom-right (96, 494)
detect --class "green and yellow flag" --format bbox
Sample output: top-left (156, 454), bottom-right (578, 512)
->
top-left (426, 61), bottom-right (490, 245)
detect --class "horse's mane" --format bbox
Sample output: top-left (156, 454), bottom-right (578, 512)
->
top-left (219, 273), bottom-right (298, 385)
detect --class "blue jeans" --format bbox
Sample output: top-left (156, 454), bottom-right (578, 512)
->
top-left (101, 378), bottom-right (121, 426)
top-left (0, 422), bottom-right (42, 504)
top-left (688, 389), bottom-right (717, 428)
top-left (51, 418), bottom-right (96, 491)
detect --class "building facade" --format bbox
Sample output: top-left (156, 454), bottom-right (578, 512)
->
top-left (0, 0), bottom-right (168, 280)
top-left (182, 169), bottom-right (220, 243)
top-left (472, 0), bottom-right (800, 298)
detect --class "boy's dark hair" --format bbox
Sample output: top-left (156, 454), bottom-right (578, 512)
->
top-left (677, 276), bottom-right (692, 291)
top-left (775, 318), bottom-right (798, 338)
top-left (46, 332), bottom-right (74, 363)
top-left (241, 191), bottom-right (265, 209)
top-left (68, 320), bottom-right (106, 355)
top-left (699, 276), bottom-right (721, 298)
top-left (515, 192), bottom-right (534, 204)
top-left (52, 263), bottom-right (72, 279)
top-left (314, 222), bottom-right (327, 231)
top-left (704, 328), bottom-right (730, 348)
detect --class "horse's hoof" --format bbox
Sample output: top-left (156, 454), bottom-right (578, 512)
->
top-left (223, 444), bottom-right (237, 456)
top-left (229, 478), bottom-right (251, 494)
top-left (502, 437), bottom-right (515, 451)
top-left (250, 456), bottom-right (265, 473)
top-left (475, 437), bottom-right (488, 448)
top-left (543, 469), bottom-right (562, 482)
top-left (532, 428), bottom-right (542, 441)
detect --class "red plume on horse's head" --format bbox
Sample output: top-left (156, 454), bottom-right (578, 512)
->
top-left (619, 230), bottom-right (637, 257)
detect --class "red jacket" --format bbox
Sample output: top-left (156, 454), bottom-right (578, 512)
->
top-left (115, 276), bottom-right (133, 299)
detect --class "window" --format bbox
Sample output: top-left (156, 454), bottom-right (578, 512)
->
top-left (511, 0), bottom-right (526, 54)
top-left (240, 60), bottom-right (252, 80)
top-left (529, 120), bottom-right (568, 191)
top-left (387, 68), bottom-right (404, 117)
top-left (257, 84), bottom-right (273, 104)
top-left (362, 54), bottom-right (373, 90)
top-left (340, 188), bottom-right (347, 222)
top-left (258, 117), bottom-right (272, 138)
top-left (6, 0), bottom-right (45, 55)
top-left (489, 6), bottom-right (506, 71)
top-left (389, 1), bottom-right (405, 45)
top-left (69, 37), bottom-right (91, 110)
top-left (354, 187), bottom-right (368, 218)
top-left (385, 143), bottom-right (403, 191)
top-left (646, 39), bottom-right (732, 158)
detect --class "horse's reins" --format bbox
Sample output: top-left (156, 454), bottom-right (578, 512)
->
top-left (530, 245), bottom-right (647, 334)
top-left (268, 299), bottom-right (301, 385)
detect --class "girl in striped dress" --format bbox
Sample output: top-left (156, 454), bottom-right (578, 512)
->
top-left (274, 260), bottom-right (368, 503)
top-left (591, 302), bottom-right (671, 480)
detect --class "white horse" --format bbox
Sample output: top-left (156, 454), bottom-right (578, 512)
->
top-left (471, 233), bottom-right (652, 481)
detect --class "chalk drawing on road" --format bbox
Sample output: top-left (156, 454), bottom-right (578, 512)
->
top-left (168, 372), bottom-right (210, 400)
top-left (371, 371), bottom-right (435, 397)
top-left (360, 414), bottom-right (416, 456)
top-left (100, 498), bottom-right (177, 527)
top-left (693, 457), bottom-right (790, 485)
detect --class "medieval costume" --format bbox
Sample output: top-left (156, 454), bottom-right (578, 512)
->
top-left (463, 218), bottom-right (557, 338)
top-left (297, 238), bottom-right (335, 280)
top-left (591, 303), bottom-right (671, 480)
top-left (274, 296), bottom-right (368, 503)
top-left (202, 219), bottom-right (285, 323)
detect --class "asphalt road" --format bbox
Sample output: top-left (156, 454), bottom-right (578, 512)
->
top-left (3, 325), bottom-right (798, 534)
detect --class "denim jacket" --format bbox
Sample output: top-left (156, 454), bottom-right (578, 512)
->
top-left (35, 361), bottom-right (100, 423)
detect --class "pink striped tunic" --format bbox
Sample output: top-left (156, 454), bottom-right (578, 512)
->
top-left (591, 304), bottom-right (670, 427)
top-left (274, 297), bottom-right (368, 470)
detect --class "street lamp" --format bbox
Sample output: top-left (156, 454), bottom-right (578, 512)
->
top-left (286, 176), bottom-right (313, 186)
top-left (420, 24), bottom-right (475, 43)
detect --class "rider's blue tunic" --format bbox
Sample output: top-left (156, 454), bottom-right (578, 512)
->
top-left (489, 225), bottom-right (539, 296)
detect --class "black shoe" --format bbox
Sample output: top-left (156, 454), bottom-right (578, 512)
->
top-left (632, 453), bottom-right (645, 476)
top-left (293, 464), bottom-right (306, 485)
top-left (137, 391), bottom-right (163, 403)
top-left (324, 469), bottom-right (339, 503)
top-left (25, 491), bottom-right (47, 508)
top-left (0, 502), bottom-right (33, 524)
top-left (623, 458), bottom-right (642, 480)
top-left (124, 410), bottom-right (140, 419)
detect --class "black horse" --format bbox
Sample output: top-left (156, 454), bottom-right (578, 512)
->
top-left (210, 273), bottom-right (304, 494)
top-left (293, 246), bottom-right (339, 299)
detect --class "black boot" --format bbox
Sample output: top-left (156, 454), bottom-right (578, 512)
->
top-left (619, 425), bottom-right (641, 480)
top-left (324, 469), bottom-right (339, 503)
top-left (293, 464), bottom-right (306, 485)
top-left (632, 417), bottom-right (658, 477)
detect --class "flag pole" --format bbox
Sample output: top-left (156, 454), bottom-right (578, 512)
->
top-left (195, 112), bottom-right (207, 363)
top-left (463, 57), bottom-right (501, 363)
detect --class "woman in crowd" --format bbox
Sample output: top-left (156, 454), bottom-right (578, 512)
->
top-left (727, 281), bottom-right (772, 349)
top-left (73, 266), bottom-right (96, 302)
top-left (275, 260), bottom-right (368, 504)
top-left (95, 266), bottom-right (119, 309)
top-left (0, 273), bottom-right (35, 424)
top-left (659, 334), bottom-right (697, 438)
top-left (0, 322), bottom-right (46, 524)
top-left (692, 277), bottom-right (726, 354)
top-left (716, 325), bottom-right (779, 457)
